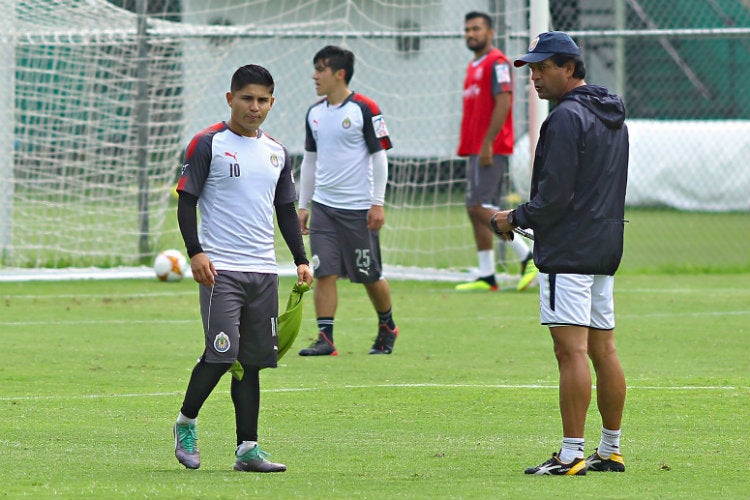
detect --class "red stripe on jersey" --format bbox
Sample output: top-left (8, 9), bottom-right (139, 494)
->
top-left (185, 122), bottom-right (225, 160)
top-left (351, 93), bottom-right (393, 150)
top-left (351, 92), bottom-right (381, 115)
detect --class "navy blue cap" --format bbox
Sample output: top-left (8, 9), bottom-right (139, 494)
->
top-left (514, 31), bottom-right (580, 67)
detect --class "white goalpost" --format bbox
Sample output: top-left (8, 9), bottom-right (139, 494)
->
top-left (0, 1), bottom-right (17, 263)
top-left (4, 0), bottom-right (537, 280)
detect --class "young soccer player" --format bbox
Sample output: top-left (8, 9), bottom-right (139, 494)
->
top-left (172, 64), bottom-right (313, 472)
top-left (296, 45), bottom-right (399, 356)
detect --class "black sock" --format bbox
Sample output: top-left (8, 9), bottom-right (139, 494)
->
top-left (317, 317), bottom-right (334, 343)
top-left (377, 308), bottom-right (397, 330)
top-left (180, 357), bottom-right (231, 419)
top-left (480, 275), bottom-right (497, 287)
top-left (231, 363), bottom-right (260, 445)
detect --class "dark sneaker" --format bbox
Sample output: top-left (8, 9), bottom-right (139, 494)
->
top-left (174, 423), bottom-right (200, 469)
top-left (298, 332), bottom-right (338, 356)
top-left (524, 452), bottom-right (587, 475)
top-left (369, 324), bottom-right (399, 354)
top-left (233, 442), bottom-right (286, 473)
top-left (586, 449), bottom-right (625, 472)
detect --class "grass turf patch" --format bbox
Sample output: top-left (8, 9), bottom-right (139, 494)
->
top-left (1, 274), bottom-right (748, 498)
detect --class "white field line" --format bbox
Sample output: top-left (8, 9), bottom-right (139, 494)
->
top-left (1, 382), bottom-right (746, 402)
top-left (1, 319), bottom-right (198, 326)
top-left (4, 286), bottom-right (749, 301)
top-left (5, 291), bottom-right (197, 299)
top-left (2, 309), bottom-right (748, 327)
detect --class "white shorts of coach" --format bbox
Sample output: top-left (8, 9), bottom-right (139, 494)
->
top-left (538, 273), bottom-right (616, 330)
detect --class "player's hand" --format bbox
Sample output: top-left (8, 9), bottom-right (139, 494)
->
top-left (190, 252), bottom-right (217, 287)
top-left (367, 205), bottom-right (385, 231)
top-left (489, 211), bottom-right (514, 241)
top-left (296, 263), bottom-right (313, 286)
top-left (479, 142), bottom-right (493, 167)
top-left (298, 208), bottom-right (310, 235)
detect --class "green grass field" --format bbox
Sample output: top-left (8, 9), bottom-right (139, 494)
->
top-left (8, 192), bottom-right (750, 274)
top-left (158, 206), bottom-right (750, 275)
top-left (1, 274), bottom-right (749, 498)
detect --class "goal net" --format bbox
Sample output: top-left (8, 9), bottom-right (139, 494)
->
top-left (3, 0), bottom-right (749, 276)
top-left (4, 0), bottom-right (534, 278)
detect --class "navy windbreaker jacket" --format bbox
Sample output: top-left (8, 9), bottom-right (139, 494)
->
top-left (514, 85), bottom-right (629, 275)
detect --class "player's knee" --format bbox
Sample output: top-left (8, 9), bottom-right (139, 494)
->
top-left (466, 205), bottom-right (484, 217)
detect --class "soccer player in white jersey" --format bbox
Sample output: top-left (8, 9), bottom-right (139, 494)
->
top-left (297, 45), bottom-right (399, 356)
top-left (172, 65), bottom-right (313, 473)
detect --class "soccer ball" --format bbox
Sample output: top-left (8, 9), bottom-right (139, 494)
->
top-left (153, 249), bottom-right (188, 282)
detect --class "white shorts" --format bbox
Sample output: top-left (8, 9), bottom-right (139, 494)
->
top-left (538, 273), bottom-right (615, 330)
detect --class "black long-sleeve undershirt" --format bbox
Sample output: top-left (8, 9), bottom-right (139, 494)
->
top-left (177, 191), bottom-right (308, 267)
top-left (177, 192), bottom-right (203, 258)
top-left (275, 201), bottom-right (309, 267)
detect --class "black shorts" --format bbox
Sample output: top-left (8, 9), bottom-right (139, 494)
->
top-left (309, 201), bottom-right (383, 284)
top-left (199, 271), bottom-right (278, 368)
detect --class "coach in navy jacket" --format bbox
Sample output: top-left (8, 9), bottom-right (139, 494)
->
top-left (491, 31), bottom-right (630, 476)
top-left (515, 84), bottom-right (629, 275)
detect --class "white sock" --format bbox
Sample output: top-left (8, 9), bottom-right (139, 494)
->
top-left (559, 437), bottom-right (585, 463)
top-left (176, 412), bottom-right (196, 426)
top-left (598, 427), bottom-right (622, 458)
top-left (477, 250), bottom-right (495, 277)
top-left (237, 440), bottom-right (258, 455)
top-left (509, 237), bottom-right (531, 261)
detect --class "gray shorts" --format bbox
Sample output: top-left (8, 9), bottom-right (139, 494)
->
top-left (309, 201), bottom-right (383, 284)
top-left (465, 155), bottom-right (509, 209)
top-left (199, 271), bottom-right (279, 368)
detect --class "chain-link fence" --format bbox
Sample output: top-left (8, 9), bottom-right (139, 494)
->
top-left (521, 0), bottom-right (750, 272)
top-left (2, 0), bottom-right (748, 273)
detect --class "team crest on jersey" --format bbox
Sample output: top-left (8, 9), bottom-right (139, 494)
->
top-left (529, 36), bottom-right (540, 52)
top-left (214, 332), bottom-right (230, 353)
top-left (495, 63), bottom-right (511, 84)
top-left (342, 117), bottom-right (352, 129)
top-left (270, 153), bottom-right (280, 168)
top-left (372, 114), bottom-right (389, 139)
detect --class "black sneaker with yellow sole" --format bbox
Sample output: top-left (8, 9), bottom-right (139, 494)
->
top-left (524, 452), bottom-right (587, 475)
top-left (586, 449), bottom-right (625, 472)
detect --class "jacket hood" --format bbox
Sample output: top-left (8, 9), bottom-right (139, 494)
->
top-left (561, 85), bottom-right (626, 129)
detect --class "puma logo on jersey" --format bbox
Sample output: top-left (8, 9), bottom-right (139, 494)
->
top-left (224, 151), bottom-right (238, 161)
